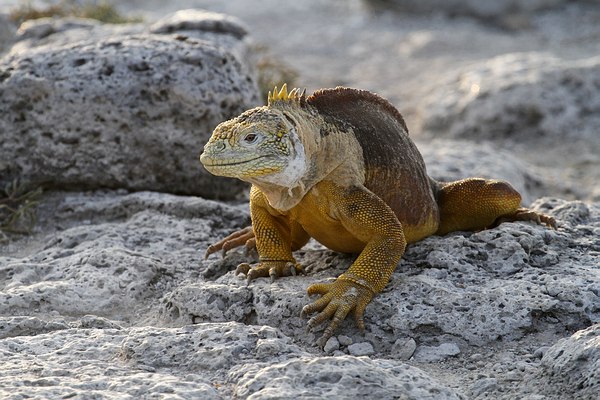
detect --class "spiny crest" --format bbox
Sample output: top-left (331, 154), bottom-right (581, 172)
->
top-left (267, 83), bottom-right (306, 106)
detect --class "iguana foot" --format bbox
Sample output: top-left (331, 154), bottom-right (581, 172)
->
top-left (495, 207), bottom-right (557, 229)
top-left (302, 279), bottom-right (374, 348)
top-left (204, 226), bottom-right (256, 259)
top-left (236, 261), bottom-right (303, 284)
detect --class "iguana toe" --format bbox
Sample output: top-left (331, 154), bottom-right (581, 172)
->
top-left (303, 279), bottom-right (373, 347)
top-left (495, 208), bottom-right (557, 229)
top-left (236, 261), bottom-right (302, 284)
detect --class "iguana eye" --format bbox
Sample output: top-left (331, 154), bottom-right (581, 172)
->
top-left (242, 133), bottom-right (261, 144)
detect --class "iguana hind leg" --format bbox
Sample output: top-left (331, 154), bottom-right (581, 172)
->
top-left (435, 178), bottom-right (556, 235)
top-left (204, 226), bottom-right (256, 259)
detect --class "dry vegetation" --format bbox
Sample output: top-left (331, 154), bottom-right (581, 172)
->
top-left (8, 0), bottom-right (141, 25)
top-left (0, 180), bottom-right (42, 239)
top-left (252, 44), bottom-right (299, 103)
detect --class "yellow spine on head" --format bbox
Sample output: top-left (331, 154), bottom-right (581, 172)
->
top-left (268, 83), bottom-right (306, 106)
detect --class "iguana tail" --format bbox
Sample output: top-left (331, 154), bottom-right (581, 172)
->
top-left (431, 178), bottom-right (555, 235)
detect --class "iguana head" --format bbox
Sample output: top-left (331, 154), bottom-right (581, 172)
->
top-left (200, 84), bottom-right (308, 187)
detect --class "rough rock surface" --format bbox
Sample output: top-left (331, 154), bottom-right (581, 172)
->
top-left (0, 11), bottom-right (259, 199)
top-left (0, 189), bottom-right (598, 399)
top-left (539, 324), bottom-right (600, 399)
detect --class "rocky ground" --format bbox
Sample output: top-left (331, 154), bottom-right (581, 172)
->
top-left (0, 1), bottom-right (599, 399)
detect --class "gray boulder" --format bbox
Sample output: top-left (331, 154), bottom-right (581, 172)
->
top-left (421, 53), bottom-right (600, 142)
top-left (0, 11), bottom-right (259, 199)
top-left (378, 198), bottom-right (598, 346)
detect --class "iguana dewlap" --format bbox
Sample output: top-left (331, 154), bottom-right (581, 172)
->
top-left (200, 85), bottom-right (555, 347)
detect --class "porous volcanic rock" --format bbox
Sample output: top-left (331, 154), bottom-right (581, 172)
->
top-left (0, 187), bottom-right (597, 398)
top-left (0, 11), bottom-right (259, 199)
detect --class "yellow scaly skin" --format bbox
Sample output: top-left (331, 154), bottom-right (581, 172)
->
top-left (200, 84), bottom-right (556, 347)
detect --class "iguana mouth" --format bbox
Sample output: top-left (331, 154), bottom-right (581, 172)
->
top-left (202, 155), bottom-right (270, 167)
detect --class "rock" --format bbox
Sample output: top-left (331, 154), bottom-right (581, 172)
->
top-left (533, 346), bottom-right (550, 359)
top-left (421, 53), bottom-right (600, 143)
top-left (120, 322), bottom-right (306, 371)
top-left (0, 316), bottom-right (463, 399)
top-left (413, 342), bottom-right (461, 362)
top-left (323, 336), bottom-right (340, 353)
top-left (72, 315), bottom-right (123, 330)
top-left (161, 282), bottom-right (254, 323)
top-left (470, 377), bottom-right (498, 397)
top-left (539, 324), bottom-right (600, 399)
top-left (15, 17), bottom-right (103, 43)
top-left (0, 190), bottom-right (249, 322)
top-left (365, 0), bottom-right (595, 32)
top-left (338, 335), bottom-right (353, 346)
top-left (230, 355), bottom-right (465, 399)
top-left (347, 341), bottom-right (375, 356)
top-left (149, 9), bottom-right (248, 40)
top-left (0, 316), bottom-right (69, 339)
top-left (0, 233), bottom-right (164, 317)
top-left (378, 198), bottom-right (599, 346)
top-left (0, 188), bottom-right (598, 398)
top-left (0, 11), bottom-right (260, 199)
top-left (391, 337), bottom-right (417, 360)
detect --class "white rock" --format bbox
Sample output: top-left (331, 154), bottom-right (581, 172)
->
top-left (413, 342), bottom-right (461, 362)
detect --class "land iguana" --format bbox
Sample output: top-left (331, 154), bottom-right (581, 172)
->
top-left (199, 85), bottom-right (556, 347)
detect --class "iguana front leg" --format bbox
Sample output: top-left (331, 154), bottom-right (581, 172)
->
top-left (236, 186), bottom-right (309, 283)
top-left (302, 184), bottom-right (407, 347)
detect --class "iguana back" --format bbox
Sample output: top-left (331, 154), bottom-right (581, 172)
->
top-left (307, 87), bottom-right (439, 233)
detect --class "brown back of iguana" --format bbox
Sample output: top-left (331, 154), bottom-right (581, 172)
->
top-left (308, 87), bottom-right (440, 242)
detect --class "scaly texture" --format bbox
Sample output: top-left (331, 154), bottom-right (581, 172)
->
top-left (200, 84), bottom-right (555, 346)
